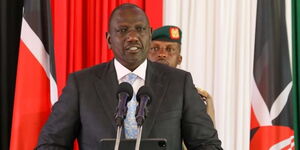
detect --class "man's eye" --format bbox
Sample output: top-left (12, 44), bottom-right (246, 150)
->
top-left (136, 27), bottom-right (146, 32)
top-left (116, 28), bottom-right (127, 33)
top-left (120, 28), bottom-right (127, 32)
top-left (166, 48), bottom-right (174, 52)
top-left (151, 47), bottom-right (159, 51)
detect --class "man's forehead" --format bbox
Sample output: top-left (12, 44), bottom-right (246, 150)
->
top-left (109, 5), bottom-right (150, 32)
top-left (111, 7), bottom-right (147, 21)
top-left (151, 40), bottom-right (178, 46)
top-left (113, 16), bottom-right (148, 24)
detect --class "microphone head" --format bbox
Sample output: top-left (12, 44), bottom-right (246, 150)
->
top-left (136, 86), bottom-right (153, 105)
top-left (117, 82), bottom-right (133, 100)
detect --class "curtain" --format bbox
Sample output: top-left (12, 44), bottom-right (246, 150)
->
top-left (163, 0), bottom-right (257, 149)
top-left (0, 0), bottom-right (23, 149)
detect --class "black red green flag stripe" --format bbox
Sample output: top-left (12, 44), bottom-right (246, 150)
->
top-left (250, 0), bottom-right (295, 149)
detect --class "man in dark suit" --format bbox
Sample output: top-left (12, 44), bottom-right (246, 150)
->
top-left (36, 3), bottom-right (222, 150)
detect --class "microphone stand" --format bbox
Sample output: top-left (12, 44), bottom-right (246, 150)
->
top-left (114, 126), bottom-right (122, 150)
top-left (135, 126), bottom-right (143, 150)
top-left (134, 86), bottom-right (152, 150)
top-left (114, 83), bottom-right (133, 150)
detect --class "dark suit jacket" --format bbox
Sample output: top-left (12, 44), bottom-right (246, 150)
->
top-left (36, 60), bottom-right (222, 150)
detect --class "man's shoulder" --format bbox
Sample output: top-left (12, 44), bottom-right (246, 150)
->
top-left (70, 61), bottom-right (112, 78)
top-left (149, 61), bottom-right (188, 76)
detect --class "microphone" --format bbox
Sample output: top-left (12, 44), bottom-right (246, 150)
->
top-left (134, 86), bottom-right (153, 150)
top-left (115, 82), bottom-right (133, 127)
top-left (135, 86), bottom-right (153, 126)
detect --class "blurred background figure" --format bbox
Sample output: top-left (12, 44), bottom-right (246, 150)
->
top-left (148, 25), bottom-right (215, 123)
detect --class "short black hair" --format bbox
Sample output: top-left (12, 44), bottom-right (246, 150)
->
top-left (108, 3), bottom-right (150, 32)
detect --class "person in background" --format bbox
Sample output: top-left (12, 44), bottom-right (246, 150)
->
top-left (148, 25), bottom-right (215, 123)
top-left (36, 4), bottom-right (222, 150)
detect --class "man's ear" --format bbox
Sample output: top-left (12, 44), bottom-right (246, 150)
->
top-left (106, 32), bottom-right (112, 49)
top-left (177, 55), bottom-right (182, 65)
top-left (149, 27), bottom-right (153, 38)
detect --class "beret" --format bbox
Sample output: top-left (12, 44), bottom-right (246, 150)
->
top-left (152, 25), bottom-right (182, 44)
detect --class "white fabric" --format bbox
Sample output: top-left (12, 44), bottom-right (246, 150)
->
top-left (114, 59), bottom-right (147, 83)
top-left (163, 0), bottom-right (257, 149)
top-left (114, 59), bottom-right (146, 93)
top-left (286, 0), bottom-right (293, 70)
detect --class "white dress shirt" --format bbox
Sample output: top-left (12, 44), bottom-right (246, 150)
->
top-left (114, 59), bottom-right (147, 94)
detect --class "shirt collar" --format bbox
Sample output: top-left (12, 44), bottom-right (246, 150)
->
top-left (114, 59), bottom-right (147, 81)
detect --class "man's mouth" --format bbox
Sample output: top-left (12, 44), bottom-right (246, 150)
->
top-left (126, 46), bottom-right (141, 53)
top-left (156, 59), bottom-right (169, 65)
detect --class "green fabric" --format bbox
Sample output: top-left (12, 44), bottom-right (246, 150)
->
top-left (292, 0), bottom-right (300, 149)
top-left (152, 25), bottom-right (182, 44)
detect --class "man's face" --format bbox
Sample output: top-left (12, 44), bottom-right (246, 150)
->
top-left (106, 7), bottom-right (151, 71)
top-left (148, 40), bottom-right (182, 68)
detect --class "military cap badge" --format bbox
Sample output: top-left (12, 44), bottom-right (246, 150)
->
top-left (169, 27), bottom-right (180, 40)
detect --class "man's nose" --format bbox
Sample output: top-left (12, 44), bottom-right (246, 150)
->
top-left (126, 30), bottom-right (139, 42)
top-left (158, 48), bottom-right (167, 58)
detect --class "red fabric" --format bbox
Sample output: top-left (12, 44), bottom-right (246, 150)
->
top-left (250, 126), bottom-right (294, 150)
top-left (10, 41), bottom-right (52, 150)
top-left (145, 0), bottom-right (163, 30)
top-left (251, 107), bottom-right (295, 150)
top-left (250, 107), bottom-right (259, 129)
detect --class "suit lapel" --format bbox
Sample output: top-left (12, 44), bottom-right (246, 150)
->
top-left (142, 61), bottom-right (170, 138)
top-left (94, 60), bottom-right (119, 133)
top-left (93, 60), bottom-right (169, 138)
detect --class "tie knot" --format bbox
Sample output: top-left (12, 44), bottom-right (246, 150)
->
top-left (123, 73), bottom-right (138, 85)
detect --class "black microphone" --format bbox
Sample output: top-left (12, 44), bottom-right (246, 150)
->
top-left (135, 86), bottom-right (153, 126)
top-left (115, 82), bottom-right (133, 127)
